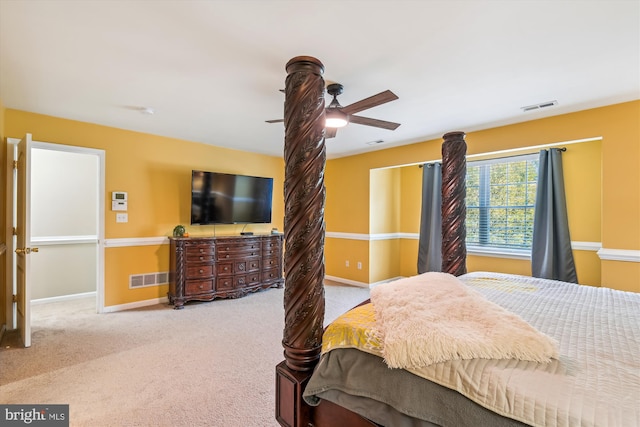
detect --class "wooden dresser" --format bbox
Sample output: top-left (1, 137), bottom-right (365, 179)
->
top-left (168, 234), bottom-right (283, 309)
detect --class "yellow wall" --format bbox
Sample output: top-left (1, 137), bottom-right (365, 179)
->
top-left (368, 167), bottom-right (401, 282)
top-left (369, 167), bottom-right (400, 234)
top-left (325, 158), bottom-right (370, 233)
top-left (5, 109), bottom-right (285, 307)
top-left (325, 238), bottom-right (369, 283)
top-left (399, 166), bottom-right (422, 233)
top-left (324, 101), bottom-right (640, 292)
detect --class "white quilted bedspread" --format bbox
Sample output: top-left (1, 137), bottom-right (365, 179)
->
top-left (411, 272), bottom-right (640, 427)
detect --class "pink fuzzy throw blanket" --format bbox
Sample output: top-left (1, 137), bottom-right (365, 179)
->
top-left (370, 272), bottom-right (559, 369)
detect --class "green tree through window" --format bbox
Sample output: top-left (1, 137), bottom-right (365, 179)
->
top-left (466, 154), bottom-right (538, 250)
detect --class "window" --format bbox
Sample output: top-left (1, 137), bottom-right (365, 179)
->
top-left (465, 154), bottom-right (538, 251)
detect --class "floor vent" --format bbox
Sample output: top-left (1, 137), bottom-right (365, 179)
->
top-left (521, 100), bottom-right (558, 112)
top-left (130, 271), bottom-right (169, 289)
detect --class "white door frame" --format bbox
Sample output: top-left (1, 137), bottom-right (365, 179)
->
top-left (8, 138), bottom-right (106, 314)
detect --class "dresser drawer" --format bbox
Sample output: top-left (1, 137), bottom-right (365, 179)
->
top-left (185, 279), bottom-right (214, 295)
top-left (216, 239), bottom-right (261, 259)
top-left (262, 237), bottom-right (281, 250)
top-left (246, 258), bottom-right (261, 272)
top-left (217, 262), bottom-right (233, 276)
top-left (234, 273), bottom-right (261, 287)
top-left (185, 243), bottom-right (214, 255)
top-left (216, 276), bottom-right (234, 291)
top-left (262, 256), bottom-right (280, 270)
top-left (185, 244), bottom-right (215, 262)
top-left (186, 264), bottom-right (214, 279)
top-left (217, 259), bottom-right (260, 275)
top-left (262, 268), bottom-right (281, 282)
top-left (246, 272), bottom-right (261, 286)
top-left (262, 247), bottom-right (280, 257)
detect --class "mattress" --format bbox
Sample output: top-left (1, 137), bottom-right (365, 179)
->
top-left (304, 272), bottom-right (640, 427)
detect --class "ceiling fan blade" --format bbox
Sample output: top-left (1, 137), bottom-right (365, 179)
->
top-left (349, 115), bottom-right (401, 130)
top-left (325, 127), bottom-right (338, 139)
top-left (265, 119), bottom-right (284, 123)
top-left (341, 90), bottom-right (398, 115)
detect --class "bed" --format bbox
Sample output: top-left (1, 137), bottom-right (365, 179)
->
top-left (274, 56), bottom-right (640, 427)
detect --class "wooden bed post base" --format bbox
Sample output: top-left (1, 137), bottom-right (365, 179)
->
top-left (275, 361), bottom-right (314, 427)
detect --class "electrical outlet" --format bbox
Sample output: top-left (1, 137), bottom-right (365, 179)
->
top-left (345, 260), bottom-right (350, 267)
top-left (116, 213), bottom-right (128, 223)
top-left (357, 261), bottom-right (362, 270)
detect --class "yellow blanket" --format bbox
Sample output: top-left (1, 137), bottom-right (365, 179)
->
top-left (322, 303), bottom-right (382, 356)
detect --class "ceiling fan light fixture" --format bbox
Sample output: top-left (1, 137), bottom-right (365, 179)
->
top-left (325, 109), bottom-right (348, 128)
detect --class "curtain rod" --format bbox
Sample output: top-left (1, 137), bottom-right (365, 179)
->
top-left (418, 147), bottom-right (567, 167)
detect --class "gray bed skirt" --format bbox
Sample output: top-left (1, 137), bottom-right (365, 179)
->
top-left (304, 348), bottom-right (530, 427)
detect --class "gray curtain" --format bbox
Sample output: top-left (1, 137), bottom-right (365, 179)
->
top-left (417, 163), bottom-right (442, 274)
top-left (532, 148), bottom-right (578, 283)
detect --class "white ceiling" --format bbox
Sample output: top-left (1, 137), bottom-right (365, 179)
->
top-left (1, 1), bottom-right (638, 159)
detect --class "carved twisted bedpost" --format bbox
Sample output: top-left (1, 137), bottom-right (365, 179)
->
top-left (276, 56), bottom-right (326, 427)
top-left (441, 131), bottom-right (467, 276)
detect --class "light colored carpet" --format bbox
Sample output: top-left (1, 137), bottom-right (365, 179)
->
top-left (0, 283), bottom-right (370, 426)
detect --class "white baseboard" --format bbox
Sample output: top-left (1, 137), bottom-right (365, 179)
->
top-left (324, 275), bottom-right (404, 289)
top-left (324, 275), bottom-right (369, 288)
top-left (31, 291), bottom-right (97, 305)
top-left (103, 296), bottom-right (170, 313)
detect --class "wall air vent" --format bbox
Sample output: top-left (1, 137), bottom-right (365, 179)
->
top-left (521, 100), bottom-right (558, 112)
top-left (129, 271), bottom-right (169, 289)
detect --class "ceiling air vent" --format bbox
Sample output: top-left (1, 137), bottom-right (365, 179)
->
top-left (521, 100), bottom-right (558, 112)
top-left (366, 140), bottom-right (385, 146)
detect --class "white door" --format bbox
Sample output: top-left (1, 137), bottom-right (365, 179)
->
top-left (15, 133), bottom-right (36, 347)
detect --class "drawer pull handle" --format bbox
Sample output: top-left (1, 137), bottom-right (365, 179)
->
top-left (199, 256), bottom-right (204, 260)
top-left (199, 285), bottom-right (204, 289)
top-left (199, 269), bottom-right (204, 274)
top-left (224, 267), bottom-right (229, 271)
top-left (225, 255), bottom-right (229, 258)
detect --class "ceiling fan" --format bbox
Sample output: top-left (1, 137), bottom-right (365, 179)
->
top-left (266, 83), bottom-right (400, 138)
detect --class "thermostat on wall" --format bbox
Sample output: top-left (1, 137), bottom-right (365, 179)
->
top-left (112, 191), bottom-right (128, 211)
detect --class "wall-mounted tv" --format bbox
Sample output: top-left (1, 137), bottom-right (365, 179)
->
top-left (191, 170), bottom-right (273, 225)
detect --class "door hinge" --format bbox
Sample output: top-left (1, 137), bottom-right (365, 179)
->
top-left (12, 294), bottom-right (17, 303)
top-left (12, 227), bottom-right (17, 236)
top-left (12, 160), bottom-right (18, 169)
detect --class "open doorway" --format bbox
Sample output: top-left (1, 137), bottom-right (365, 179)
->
top-left (5, 138), bottom-right (105, 348)
top-left (30, 144), bottom-right (102, 305)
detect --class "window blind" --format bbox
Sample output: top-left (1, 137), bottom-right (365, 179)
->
top-left (466, 153), bottom-right (539, 250)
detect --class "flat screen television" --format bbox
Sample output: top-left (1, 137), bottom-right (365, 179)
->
top-left (191, 170), bottom-right (274, 225)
